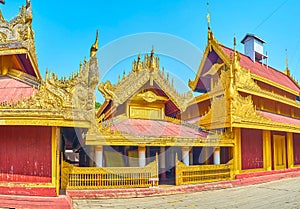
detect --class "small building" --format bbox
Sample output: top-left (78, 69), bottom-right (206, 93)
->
top-left (88, 49), bottom-right (234, 186)
top-left (0, 1), bottom-right (99, 196)
top-left (188, 28), bottom-right (300, 175)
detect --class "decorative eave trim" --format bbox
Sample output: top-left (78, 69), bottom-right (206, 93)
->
top-left (86, 136), bottom-right (234, 147)
top-left (99, 68), bottom-right (193, 113)
top-left (251, 73), bottom-right (299, 96)
top-left (235, 67), bottom-right (300, 108)
top-left (0, 117), bottom-right (90, 128)
top-left (232, 120), bottom-right (300, 134)
top-left (237, 87), bottom-right (300, 109)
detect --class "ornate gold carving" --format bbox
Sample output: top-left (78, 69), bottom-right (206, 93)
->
top-left (90, 30), bottom-right (98, 58)
top-left (98, 51), bottom-right (194, 112)
top-left (0, 1), bottom-right (38, 71)
top-left (203, 63), bottom-right (225, 77)
top-left (98, 81), bottom-right (116, 101)
top-left (137, 91), bottom-right (158, 103)
top-left (235, 67), bottom-right (300, 109)
top-left (130, 106), bottom-right (162, 119)
top-left (0, 51), bottom-right (99, 125)
top-left (235, 68), bottom-right (260, 91)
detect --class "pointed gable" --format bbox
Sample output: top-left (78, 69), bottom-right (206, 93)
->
top-left (98, 49), bottom-right (194, 119)
top-left (189, 30), bottom-right (300, 95)
top-left (0, 1), bottom-right (41, 80)
top-left (189, 30), bottom-right (230, 93)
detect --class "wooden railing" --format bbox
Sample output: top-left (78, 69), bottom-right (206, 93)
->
top-left (61, 155), bottom-right (158, 189)
top-left (176, 159), bottom-right (233, 186)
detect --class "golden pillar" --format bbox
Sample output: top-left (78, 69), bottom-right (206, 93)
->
top-left (233, 128), bottom-right (241, 175)
top-left (263, 130), bottom-right (272, 171)
top-left (287, 132), bottom-right (294, 169)
top-left (0, 55), bottom-right (11, 75)
top-left (51, 127), bottom-right (60, 196)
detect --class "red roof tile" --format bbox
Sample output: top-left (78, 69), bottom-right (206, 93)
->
top-left (220, 45), bottom-right (300, 93)
top-left (109, 118), bottom-right (208, 138)
top-left (0, 76), bottom-right (36, 103)
top-left (259, 111), bottom-right (300, 126)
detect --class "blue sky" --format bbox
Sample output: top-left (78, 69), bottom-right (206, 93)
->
top-left (1, 0), bottom-right (299, 102)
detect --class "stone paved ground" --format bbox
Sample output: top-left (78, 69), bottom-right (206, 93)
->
top-left (73, 177), bottom-right (300, 209)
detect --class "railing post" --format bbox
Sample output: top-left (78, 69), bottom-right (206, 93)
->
top-left (175, 152), bottom-right (179, 186)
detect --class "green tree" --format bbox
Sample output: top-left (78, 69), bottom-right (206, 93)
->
top-left (95, 101), bottom-right (101, 109)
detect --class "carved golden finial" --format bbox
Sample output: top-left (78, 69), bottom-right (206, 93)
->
top-left (123, 70), bottom-right (126, 79)
top-left (206, 2), bottom-right (211, 30)
top-left (90, 30), bottom-right (99, 58)
top-left (25, 0), bottom-right (32, 24)
top-left (150, 46), bottom-right (156, 69)
top-left (151, 45), bottom-right (155, 55)
top-left (0, 11), bottom-right (5, 23)
top-left (137, 54), bottom-right (141, 62)
top-left (79, 61), bottom-right (83, 71)
top-left (233, 36), bottom-right (238, 67)
top-left (132, 54), bottom-right (142, 72)
top-left (45, 68), bottom-right (49, 80)
top-left (285, 49), bottom-right (290, 76)
top-left (234, 36), bottom-right (237, 51)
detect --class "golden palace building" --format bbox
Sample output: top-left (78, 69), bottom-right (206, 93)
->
top-left (1, 1), bottom-right (300, 197)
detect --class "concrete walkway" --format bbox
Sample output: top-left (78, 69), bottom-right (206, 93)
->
top-left (1, 168), bottom-right (300, 208)
top-left (73, 176), bottom-right (300, 209)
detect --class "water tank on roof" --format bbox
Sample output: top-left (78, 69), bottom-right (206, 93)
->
top-left (241, 34), bottom-right (267, 62)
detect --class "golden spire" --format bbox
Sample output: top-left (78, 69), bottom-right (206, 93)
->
top-left (234, 36), bottom-right (237, 51)
top-left (233, 36), bottom-right (238, 63)
top-left (151, 45), bottom-right (154, 56)
top-left (90, 30), bottom-right (99, 58)
top-left (285, 49), bottom-right (290, 76)
top-left (206, 2), bottom-right (210, 30)
top-left (150, 46), bottom-right (155, 69)
top-left (25, 0), bottom-right (32, 24)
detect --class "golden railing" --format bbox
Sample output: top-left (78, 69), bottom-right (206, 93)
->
top-left (176, 159), bottom-right (233, 186)
top-left (61, 159), bottom-right (73, 189)
top-left (61, 155), bottom-right (158, 189)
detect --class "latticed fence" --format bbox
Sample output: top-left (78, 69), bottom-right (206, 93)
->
top-left (176, 158), bottom-right (233, 185)
top-left (61, 155), bottom-right (158, 189)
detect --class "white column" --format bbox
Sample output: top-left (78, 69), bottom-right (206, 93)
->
top-left (160, 147), bottom-right (166, 180)
top-left (214, 147), bottom-right (221, 165)
top-left (189, 148), bottom-right (193, 165)
top-left (138, 146), bottom-right (146, 167)
top-left (95, 145), bottom-right (103, 167)
top-left (160, 147), bottom-right (166, 169)
top-left (182, 146), bottom-right (190, 166)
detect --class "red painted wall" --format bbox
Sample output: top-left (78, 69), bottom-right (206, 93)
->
top-left (0, 126), bottom-right (52, 183)
top-left (241, 129), bottom-right (263, 170)
top-left (293, 133), bottom-right (300, 165)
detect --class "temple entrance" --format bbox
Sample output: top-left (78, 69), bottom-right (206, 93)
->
top-left (273, 135), bottom-right (286, 170)
top-left (158, 146), bottom-right (181, 185)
